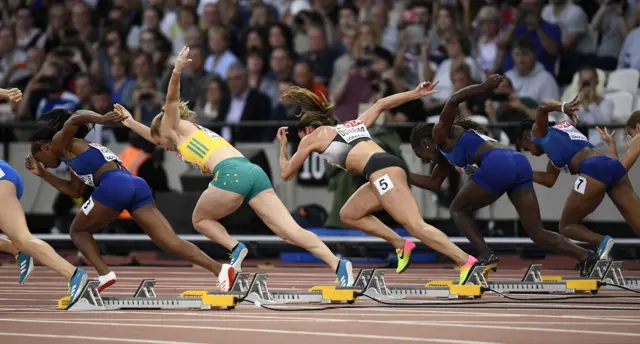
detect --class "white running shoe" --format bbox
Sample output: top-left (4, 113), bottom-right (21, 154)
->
top-left (98, 271), bottom-right (117, 292)
top-left (217, 264), bottom-right (236, 292)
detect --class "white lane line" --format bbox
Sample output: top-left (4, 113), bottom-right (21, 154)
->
top-left (0, 319), bottom-right (497, 344)
top-left (10, 317), bottom-right (640, 327)
top-left (0, 332), bottom-right (205, 344)
top-left (0, 317), bottom-right (638, 338)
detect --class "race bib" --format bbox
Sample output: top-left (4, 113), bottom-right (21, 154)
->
top-left (374, 174), bottom-right (394, 196)
top-left (454, 164), bottom-right (479, 176)
top-left (70, 168), bottom-right (95, 187)
top-left (0, 167), bottom-right (4, 179)
top-left (336, 120), bottom-right (371, 143)
top-left (574, 176), bottom-right (587, 194)
top-left (472, 130), bottom-right (497, 143)
top-left (82, 197), bottom-right (95, 215)
top-left (88, 142), bottom-right (120, 163)
top-left (200, 126), bottom-right (223, 140)
top-left (553, 121), bottom-right (588, 142)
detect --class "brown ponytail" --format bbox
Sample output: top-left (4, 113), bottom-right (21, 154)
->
top-left (280, 86), bottom-right (337, 130)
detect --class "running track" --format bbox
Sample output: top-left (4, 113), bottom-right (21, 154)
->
top-left (0, 262), bottom-right (639, 344)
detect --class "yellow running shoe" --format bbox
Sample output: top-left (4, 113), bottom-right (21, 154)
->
top-left (458, 255), bottom-right (479, 285)
top-left (396, 240), bottom-right (416, 274)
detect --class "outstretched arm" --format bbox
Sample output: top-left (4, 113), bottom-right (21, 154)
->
top-left (115, 104), bottom-right (159, 145)
top-left (161, 46), bottom-right (191, 140)
top-left (533, 160), bottom-right (561, 188)
top-left (433, 74), bottom-right (504, 145)
top-left (25, 155), bottom-right (85, 198)
top-left (50, 110), bottom-right (126, 153)
top-left (409, 160), bottom-right (453, 191)
top-left (358, 81), bottom-right (439, 128)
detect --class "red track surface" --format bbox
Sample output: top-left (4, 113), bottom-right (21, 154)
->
top-left (0, 261), bottom-right (639, 344)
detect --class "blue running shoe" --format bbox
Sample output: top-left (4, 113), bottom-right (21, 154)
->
top-left (336, 260), bottom-right (354, 287)
top-left (68, 268), bottom-right (88, 305)
top-left (597, 236), bottom-right (614, 260)
top-left (229, 242), bottom-right (248, 272)
top-left (17, 252), bottom-right (34, 285)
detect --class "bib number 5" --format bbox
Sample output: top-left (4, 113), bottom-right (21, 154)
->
top-left (574, 176), bottom-right (587, 195)
top-left (374, 174), bottom-right (395, 196)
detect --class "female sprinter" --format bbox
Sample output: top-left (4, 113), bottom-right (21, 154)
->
top-left (410, 75), bottom-right (598, 276)
top-left (27, 108), bottom-right (235, 291)
top-left (277, 82), bottom-right (481, 284)
top-left (116, 47), bottom-right (354, 286)
top-left (519, 108), bottom-right (640, 255)
top-left (0, 87), bottom-right (87, 305)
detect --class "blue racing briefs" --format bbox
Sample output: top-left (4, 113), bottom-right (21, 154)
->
top-left (579, 156), bottom-right (627, 190)
top-left (472, 149), bottom-right (533, 195)
top-left (0, 160), bottom-right (24, 200)
top-left (92, 169), bottom-right (153, 213)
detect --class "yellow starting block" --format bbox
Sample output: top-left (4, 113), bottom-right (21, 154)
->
top-left (58, 296), bottom-right (70, 310)
top-left (309, 286), bottom-right (359, 303)
top-left (566, 279), bottom-right (600, 293)
top-left (449, 284), bottom-right (483, 298)
top-left (201, 294), bottom-right (239, 309)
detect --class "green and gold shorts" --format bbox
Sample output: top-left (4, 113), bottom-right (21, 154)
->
top-left (210, 157), bottom-right (272, 201)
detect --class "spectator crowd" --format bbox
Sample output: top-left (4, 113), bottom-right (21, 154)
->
top-left (1, 0), bottom-right (640, 147)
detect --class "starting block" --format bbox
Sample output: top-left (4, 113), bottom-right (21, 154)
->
top-left (183, 271), bottom-right (370, 305)
top-left (353, 268), bottom-right (483, 300)
top-left (525, 260), bottom-right (639, 292)
top-left (59, 279), bottom-right (238, 311)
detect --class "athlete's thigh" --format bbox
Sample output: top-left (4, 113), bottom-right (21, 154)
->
top-left (0, 181), bottom-right (31, 242)
top-left (507, 185), bottom-right (543, 228)
top-left (70, 196), bottom-right (121, 232)
top-left (367, 167), bottom-right (423, 225)
top-left (248, 189), bottom-right (301, 234)
top-left (131, 204), bottom-right (178, 240)
top-left (450, 180), bottom-right (501, 213)
top-left (560, 174), bottom-right (606, 226)
top-left (341, 183), bottom-right (383, 218)
top-left (193, 184), bottom-right (244, 221)
top-left (607, 176), bottom-right (640, 225)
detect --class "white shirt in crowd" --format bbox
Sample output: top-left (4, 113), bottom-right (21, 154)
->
top-left (541, 1), bottom-right (596, 54)
top-left (428, 57), bottom-right (484, 101)
top-left (577, 98), bottom-right (615, 147)
top-left (619, 27), bottom-right (640, 71)
top-left (505, 62), bottom-right (560, 102)
top-left (222, 90), bottom-right (249, 142)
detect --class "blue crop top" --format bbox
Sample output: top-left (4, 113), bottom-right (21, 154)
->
top-left (531, 120), bottom-right (593, 172)
top-left (61, 142), bottom-right (122, 187)
top-left (438, 130), bottom-right (496, 173)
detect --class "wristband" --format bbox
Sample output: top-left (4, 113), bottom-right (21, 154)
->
top-left (561, 102), bottom-right (566, 114)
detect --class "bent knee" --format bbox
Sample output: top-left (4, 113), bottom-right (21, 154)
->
top-left (10, 234), bottom-right (34, 251)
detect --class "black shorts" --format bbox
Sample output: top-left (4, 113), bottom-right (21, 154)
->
top-left (362, 152), bottom-right (409, 180)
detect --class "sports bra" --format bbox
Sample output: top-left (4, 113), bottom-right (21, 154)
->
top-left (61, 142), bottom-right (122, 187)
top-left (531, 120), bottom-right (593, 173)
top-left (438, 130), bottom-right (496, 175)
top-left (319, 119), bottom-right (372, 170)
top-left (176, 124), bottom-right (232, 172)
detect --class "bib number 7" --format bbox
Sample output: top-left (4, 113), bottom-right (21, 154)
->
top-left (574, 176), bottom-right (587, 195)
top-left (374, 174), bottom-right (395, 196)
